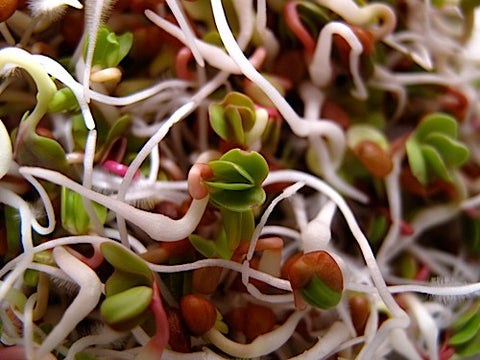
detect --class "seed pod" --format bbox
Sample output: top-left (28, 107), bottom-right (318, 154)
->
top-left (286, 251), bottom-right (344, 310)
top-left (353, 140), bottom-right (393, 178)
top-left (180, 294), bottom-right (217, 336)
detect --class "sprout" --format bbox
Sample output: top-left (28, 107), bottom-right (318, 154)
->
top-left (285, 250), bottom-right (344, 310)
top-left (406, 112), bottom-right (469, 185)
top-left (209, 92), bottom-right (268, 148)
top-left (61, 187), bottom-right (107, 235)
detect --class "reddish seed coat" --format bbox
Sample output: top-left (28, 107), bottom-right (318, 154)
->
top-left (353, 141), bottom-right (393, 178)
top-left (180, 294), bottom-right (217, 336)
top-left (349, 295), bottom-right (370, 335)
top-left (243, 303), bottom-right (277, 341)
top-left (0, 0), bottom-right (17, 23)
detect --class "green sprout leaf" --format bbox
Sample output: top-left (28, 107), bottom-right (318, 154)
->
top-left (100, 243), bottom-right (152, 281)
top-left (85, 25), bottom-right (133, 69)
top-left (100, 286), bottom-right (153, 331)
top-left (300, 273), bottom-right (343, 310)
top-left (15, 127), bottom-right (69, 174)
top-left (450, 312), bottom-right (480, 345)
top-left (105, 270), bottom-right (152, 297)
top-left (209, 92), bottom-right (267, 146)
top-left (449, 303), bottom-right (480, 357)
top-left (188, 234), bottom-right (218, 258)
top-left (61, 187), bottom-right (108, 235)
top-left (406, 112), bottom-right (469, 184)
top-left (48, 87), bottom-right (80, 113)
top-left (206, 149), bottom-right (268, 212)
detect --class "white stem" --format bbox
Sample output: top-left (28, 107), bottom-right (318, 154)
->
top-left (309, 21), bottom-right (366, 99)
top-left (36, 246), bottom-right (102, 358)
top-left (19, 166), bottom-right (209, 242)
top-left (247, 182), bottom-right (305, 261)
top-left (302, 200), bottom-right (336, 253)
top-left (0, 119), bottom-right (12, 179)
top-left (205, 311), bottom-right (305, 358)
top-left (165, 0), bottom-right (204, 67)
top-left (289, 321), bottom-right (350, 360)
top-left (403, 294), bottom-right (439, 360)
top-left (145, 10), bottom-right (242, 74)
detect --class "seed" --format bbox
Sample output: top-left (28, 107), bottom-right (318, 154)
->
top-left (353, 140), bottom-right (393, 177)
top-left (0, 0), bottom-right (18, 23)
top-left (192, 266), bottom-right (222, 294)
top-left (180, 294), bottom-right (217, 336)
top-left (349, 295), bottom-right (370, 335)
top-left (244, 303), bottom-right (276, 341)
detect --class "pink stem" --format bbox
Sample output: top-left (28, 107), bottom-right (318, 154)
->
top-left (284, 1), bottom-right (316, 58)
top-left (102, 160), bottom-right (141, 180)
top-left (137, 277), bottom-right (170, 360)
top-left (66, 243), bottom-right (104, 269)
top-left (175, 46), bottom-right (196, 81)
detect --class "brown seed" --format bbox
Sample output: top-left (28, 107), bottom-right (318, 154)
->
top-left (244, 303), bottom-right (277, 341)
top-left (353, 140), bottom-right (393, 178)
top-left (287, 251), bottom-right (344, 292)
top-left (192, 266), bottom-right (222, 294)
top-left (0, 0), bottom-right (17, 23)
top-left (225, 306), bottom-right (246, 333)
top-left (180, 294), bottom-right (217, 336)
top-left (349, 295), bottom-right (370, 335)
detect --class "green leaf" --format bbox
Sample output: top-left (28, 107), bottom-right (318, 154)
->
top-left (100, 243), bottom-right (152, 280)
top-left (405, 137), bottom-right (428, 185)
top-left (105, 270), bottom-right (152, 297)
top-left (189, 234), bottom-right (218, 258)
top-left (219, 149), bottom-right (269, 185)
top-left (208, 92), bottom-right (257, 146)
top-left (206, 149), bottom-right (268, 211)
top-left (210, 187), bottom-right (266, 212)
top-left (4, 205), bottom-right (21, 261)
top-left (414, 113), bottom-right (458, 140)
top-left (86, 25), bottom-right (133, 69)
top-left (424, 133), bottom-right (469, 166)
top-left (421, 144), bottom-right (451, 182)
top-left (450, 313), bottom-right (480, 345)
top-left (207, 160), bottom-right (254, 187)
top-left (15, 133), bottom-right (69, 174)
top-left (300, 274), bottom-right (343, 310)
top-left (406, 112), bottom-right (469, 184)
top-left (100, 286), bottom-right (152, 330)
top-left (455, 331), bottom-right (480, 357)
top-left (48, 87), bottom-right (80, 113)
top-left (61, 187), bottom-right (108, 235)
top-left (221, 208), bottom-right (255, 251)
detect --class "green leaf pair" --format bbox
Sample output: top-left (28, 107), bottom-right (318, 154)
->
top-left (100, 243), bottom-right (153, 331)
top-left (205, 149), bottom-right (268, 212)
top-left (84, 25), bottom-right (133, 69)
top-left (449, 303), bottom-right (480, 357)
top-left (61, 187), bottom-right (107, 235)
top-left (406, 112), bottom-right (469, 185)
top-left (209, 92), bottom-right (267, 147)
